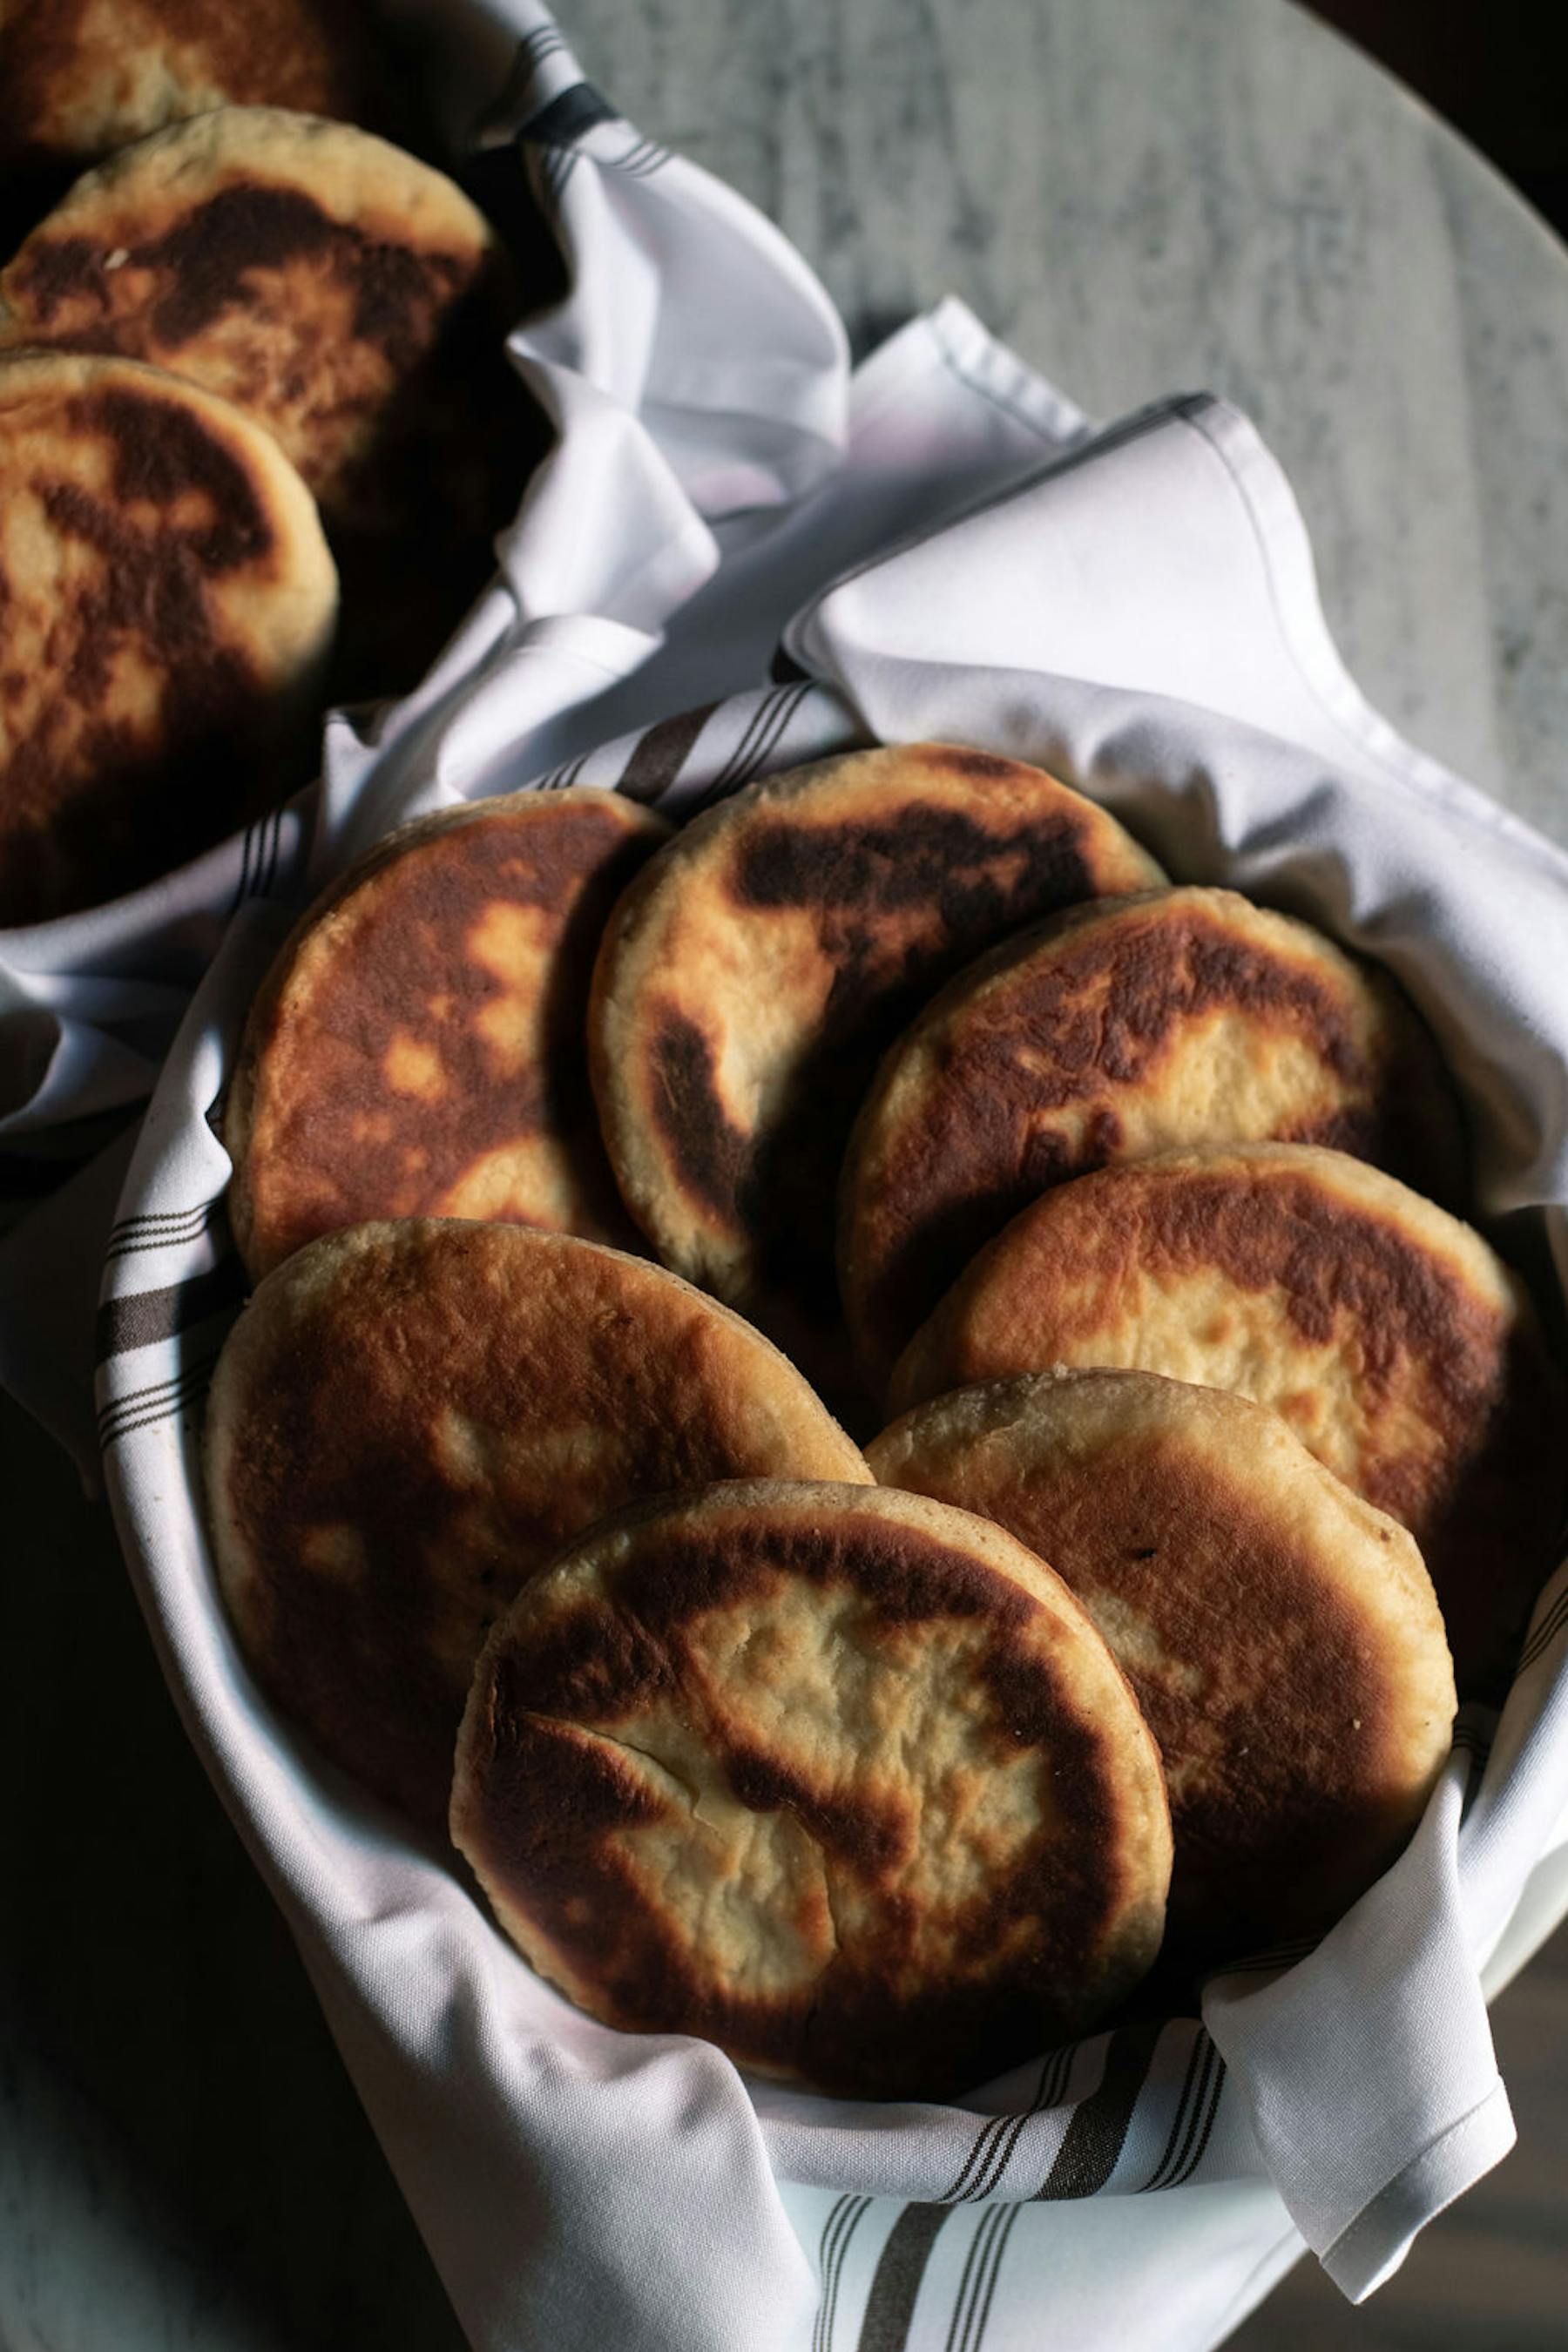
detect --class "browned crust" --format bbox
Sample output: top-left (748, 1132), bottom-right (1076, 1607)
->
top-left (890, 1145), bottom-right (1564, 1692)
top-left (226, 789), bottom-right (672, 1279)
top-left (451, 1483), bottom-right (1172, 2097)
top-left (840, 888), bottom-right (1468, 1390)
top-left (0, 349), bottom-right (334, 926)
top-left (204, 1223), bottom-right (870, 1829)
top-left (0, 109), bottom-right (547, 700)
top-left (868, 1371), bottom-right (1456, 1959)
top-left (0, 114), bottom-right (498, 503)
top-left (8, 179), bottom-right (478, 389)
top-left (0, 0), bottom-right (398, 175)
top-left (588, 744), bottom-right (1166, 1405)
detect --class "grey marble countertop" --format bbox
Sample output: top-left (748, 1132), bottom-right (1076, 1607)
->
top-left (5, 4), bottom-right (1568, 2349)
top-left (564, 0), bottom-right (1568, 848)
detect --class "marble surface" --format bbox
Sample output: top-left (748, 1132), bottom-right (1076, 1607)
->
top-left (567, 0), bottom-right (1568, 848)
top-left (5, 3), bottom-right (1568, 2349)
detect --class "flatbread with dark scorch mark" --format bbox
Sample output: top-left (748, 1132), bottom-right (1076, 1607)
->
top-left (0, 107), bottom-right (547, 698)
top-left (870, 1369), bottom-right (1455, 1962)
top-left (451, 1479), bottom-right (1172, 2096)
top-left (588, 741), bottom-right (1165, 1414)
top-left (0, 348), bottom-right (335, 926)
top-left (226, 787), bottom-right (672, 1280)
top-left (205, 1220), bottom-right (870, 1829)
top-left (841, 884), bottom-right (1466, 1390)
top-left (890, 1144), bottom-right (1563, 1692)
top-left (0, 0), bottom-right (395, 179)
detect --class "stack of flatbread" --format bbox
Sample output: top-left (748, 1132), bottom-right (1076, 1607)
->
top-left (200, 741), bottom-right (1565, 2097)
top-left (0, 4), bottom-right (544, 925)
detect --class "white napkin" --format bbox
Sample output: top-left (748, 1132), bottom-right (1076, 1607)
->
top-left (10, 10), bottom-right (1568, 2351)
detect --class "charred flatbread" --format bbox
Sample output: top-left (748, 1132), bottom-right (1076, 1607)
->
top-left (451, 1477), bottom-right (1172, 2096)
top-left (890, 1145), bottom-right (1562, 1690)
top-left (205, 1220), bottom-right (870, 1828)
top-left (868, 1370), bottom-right (1456, 1962)
top-left (0, 0), bottom-right (394, 180)
top-left (0, 107), bottom-right (543, 696)
top-left (590, 741), bottom-right (1164, 1411)
top-left (226, 788), bottom-right (672, 1279)
top-left (841, 885), bottom-right (1465, 1391)
top-left (0, 348), bottom-right (335, 925)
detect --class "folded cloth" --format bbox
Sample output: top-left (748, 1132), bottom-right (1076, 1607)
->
top-left (91, 387), bottom-right (1568, 2350)
top-left (8, 8), bottom-right (1568, 2348)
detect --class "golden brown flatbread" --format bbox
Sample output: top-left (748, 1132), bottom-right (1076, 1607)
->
top-left (0, 0), bottom-right (394, 179)
top-left (226, 789), bottom-right (673, 1281)
top-left (890, 1145), bottom-right (1563, 1691)
top-left (589, 742), bottom-right (1165, 1414)
top-left (841, 885), bottom-right (1467, 1393)
top-left (0, 348), bottom-right (335, 926)
top-left (0, 108), bottom-right (491, 504)
top-left (451, 1478), bottom-right (1173, 2096)
top-left (868, 1370), bottom-right (1456, 1962)
top-left (205, 1220), bottom-right (871, 1829)
top-left (0, 108), bottom-right (544, 698)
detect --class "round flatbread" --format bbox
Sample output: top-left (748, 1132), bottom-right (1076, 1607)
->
top-left (0, 108), bottom-right (497, 507)
top-left (451, 1479), bottom-right (1172, 2097)
top-left (0, 106), bottom-right (541, 698)
top-left (841, 885), bottom-right (1466, 1391)
top-left (589, 741), bottom-right (1165, 1410)
top-left (0, 348), bottom-right (335, 927)
top-left (226, 788), bottom-right (672, 1281)
top-left (0, 0), bottom-right (394, 179)
top-left (868, 1371), bottom-right (1456, 1961)
top-left (205, 1220), bottom-right (871, 1829)
top-left (890, 1144), bottom-right (1563, 1692)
